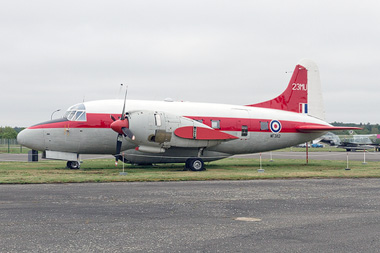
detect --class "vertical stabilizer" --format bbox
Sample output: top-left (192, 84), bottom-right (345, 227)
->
top-left (248, 59), bottom-right (325, 120)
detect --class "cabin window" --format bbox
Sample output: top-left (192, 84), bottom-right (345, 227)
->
top-left (64, 103), bottom-right (87, 122)
top-left (260, 121), bottom-right (269, 131)
top-left (67, 111), bottom-right (76, 120)
top-left (154, 113), bottom-right (162, 127)
top-left (211, 120), bottom-right (220, 129)
top-left (73, 111), bottom-right (86, 121)
top-left (241, 125), bottom-right (248, 136)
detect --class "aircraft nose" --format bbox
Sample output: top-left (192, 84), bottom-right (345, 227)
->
top-left (17, 128), bottom-right (45, 151)
top-left (17, 129), bottom-right (27, 146)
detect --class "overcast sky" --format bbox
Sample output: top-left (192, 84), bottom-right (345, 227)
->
top-left (1, 0), bottom-right (379, 127)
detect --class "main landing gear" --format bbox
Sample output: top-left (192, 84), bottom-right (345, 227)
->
top-left (67, 161), bottom-right (80, 170)
top-left (185, 158), bottom-right (205, 171)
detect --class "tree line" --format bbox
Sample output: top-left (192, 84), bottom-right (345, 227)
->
top-left (0, 127), bottom-right (24, 139)
top-left (331, 122), bottom-right (379, 135)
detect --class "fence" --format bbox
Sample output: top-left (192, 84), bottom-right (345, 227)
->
top-left (0, 139), bottom-right (26, 153)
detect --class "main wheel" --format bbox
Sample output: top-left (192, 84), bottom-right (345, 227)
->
top-left (67, 161), bottom-right (80, 170)
top-left (188, 158), bottom-right (205, 171)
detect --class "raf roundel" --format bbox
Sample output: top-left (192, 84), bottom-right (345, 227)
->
top-left (270, 120), bottom-right (282, 133)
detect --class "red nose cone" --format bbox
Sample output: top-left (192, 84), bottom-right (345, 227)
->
top-left (110, 119), bottom-right (129, 134)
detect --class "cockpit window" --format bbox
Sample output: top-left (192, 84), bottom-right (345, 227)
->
top-left (64, 103), bottom-right (87, 122)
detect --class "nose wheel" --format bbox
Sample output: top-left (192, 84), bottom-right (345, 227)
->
top-left (67, 161), bottom-right (80, 170)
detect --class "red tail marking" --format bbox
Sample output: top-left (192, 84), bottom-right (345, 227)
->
top-left (248, 64), bottom-right (308, 113)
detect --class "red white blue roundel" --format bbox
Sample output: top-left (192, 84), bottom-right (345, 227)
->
top-left (270, 120), bottom-right (282, 133)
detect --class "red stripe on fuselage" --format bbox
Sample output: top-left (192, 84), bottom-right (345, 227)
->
top-left (28, 113), bottom-right (329, 134)
top-left (27, 113), bottom-right (121, 129)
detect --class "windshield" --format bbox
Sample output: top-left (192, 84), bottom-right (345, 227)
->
top-left (63, 103), bottom-right (87, 121)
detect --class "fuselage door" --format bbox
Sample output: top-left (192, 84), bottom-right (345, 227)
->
top-left (233, 109), bottom-right (251, 139)
top-left (64, 127), bottom-right (82, 152)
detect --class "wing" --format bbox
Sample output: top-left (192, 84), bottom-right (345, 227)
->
top-left (174, 126), bottom-right (238, 140)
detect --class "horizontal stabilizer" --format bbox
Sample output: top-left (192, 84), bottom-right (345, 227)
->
top-left (174, 126), bottom-right (238, 140)
top-left (296, 125), bottom-right (362, 133)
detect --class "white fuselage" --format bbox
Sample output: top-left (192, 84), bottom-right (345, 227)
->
top-left (18, 99), bottom-right (328, 164)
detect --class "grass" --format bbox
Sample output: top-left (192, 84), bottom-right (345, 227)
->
top-left (1, 157), bottom-right (380, 184)
top-left (0, 146), bottom-right (30, 154)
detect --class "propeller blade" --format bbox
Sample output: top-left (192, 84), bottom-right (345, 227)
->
top-left (110, 115), bottom-right (117, 122)
top-left (115, 134), bottom-right (122, 161)
top-left (121, 85), bottom-right (128, 120)
top-left (122, 127), bottom-right (135, 140)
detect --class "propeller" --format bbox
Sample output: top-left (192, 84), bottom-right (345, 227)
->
top-left (110, 85), bottom-right (135, 164)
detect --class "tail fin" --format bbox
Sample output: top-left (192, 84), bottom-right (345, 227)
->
top-left (248, 59), bottom-right (325, 120)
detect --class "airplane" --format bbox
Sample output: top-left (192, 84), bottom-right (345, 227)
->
top-left (17, 59), bottom-right (360, 171)
top-left (320, 132), bottom-right (342, 146)
top-left (319, 131), bottom-right (380, 151)
top-left (337, 133), bottom-right (380, 152)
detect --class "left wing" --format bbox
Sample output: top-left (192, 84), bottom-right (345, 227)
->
top-left (174, 126), bottom-right (238, 140)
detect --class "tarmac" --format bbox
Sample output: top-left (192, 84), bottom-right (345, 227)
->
top-left (1, 179), bottom-right (380, 252)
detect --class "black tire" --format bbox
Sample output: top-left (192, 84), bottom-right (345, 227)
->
top-left (188, 158), bottom-right (205, 171)
top-left (67, 161), bottom-right (80, 170)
